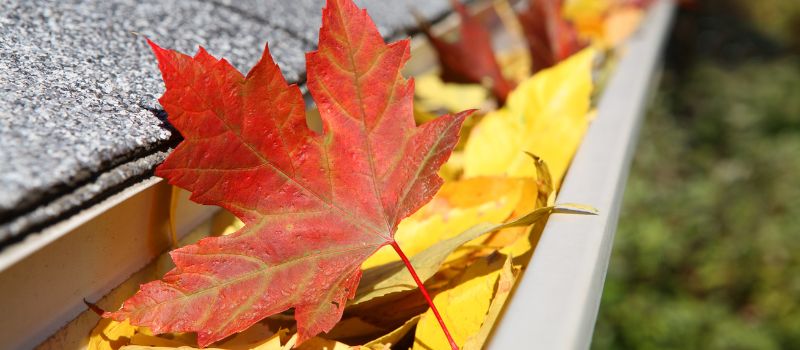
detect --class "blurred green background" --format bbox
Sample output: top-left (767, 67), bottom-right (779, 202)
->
top-left (591, 0), bottom-right (800, 349)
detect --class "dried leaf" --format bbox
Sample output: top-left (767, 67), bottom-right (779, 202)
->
top-left (518, 0), bottom-right (587, 74)
top-left (420, 0), bottom-right (515, 103)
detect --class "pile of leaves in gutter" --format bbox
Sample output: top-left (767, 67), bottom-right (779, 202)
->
top-left (87, 0), bottom-right (652, 349)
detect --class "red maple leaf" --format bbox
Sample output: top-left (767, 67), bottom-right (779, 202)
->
top-left (104, 0), bottom-right (471, 347)
top-left (419, 0), bottom-right (515, 104)
top-left (518, 0), bottom-right (586, 74)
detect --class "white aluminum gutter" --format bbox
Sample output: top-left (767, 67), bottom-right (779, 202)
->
top-left (0, 1), bottom-right (673, 348)
top-left (0, 179), bottom-right (218, 350)
top-left (487, 1), bottom-right (676, 348)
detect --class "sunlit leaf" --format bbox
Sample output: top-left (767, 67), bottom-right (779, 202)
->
top-left (463, 48), bottom-right (596, 185)
top-left (412, 255), bottom-right (505, 349)
top-left (463, 257), bottom-right (517, 349)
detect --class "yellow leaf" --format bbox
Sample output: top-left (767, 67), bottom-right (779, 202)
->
top-left (497, 47), bottom-right (531, 84)
top-left (354, 215), bottom-right (507, 305)
top-left (362, 177), bottom-right (524, 270)
top-left (363, 315), bottom-right (421, 349)
top-left (463, 257), bottom-right (517, 350)
top-left (120, 347), bottom-right (203, 350)
top-left (412, 254), bottom-right (505, 350)
top-left (564, 0), bottom-right (646, 48)
top-left (88, 319), bottom-right (139, 350)
top-left (561, 0), bottom-right (615, 39)
top-left (488, 157), bottom-right (552, 258)
top-left (215, 324), bottom-right (288, 350)
top-left (214, 211), bottom-right (244, 236)
top-left (251, 333), bottom-right (288, 350)
top-left (126, 324), bottom-right (195, 347)
top-left (122, 328), bottom-right (288, 350)
top-left (414, 73), bottom-right (490, 113)
top-left (463, 48), bottom-right (596, 186)
top-left (564, 0), bottom-right (611, 20)
top-left (168, 186), bottom-right (180, 248)
top-left (355, 197), bottom-right (589, 305)
top-left (413, 104), bottom-right (440, 125)
top-left (284, 334), bottom-right (353, 350)
top-left (603, 7), bottom-right (644, 47)
top-left (563, 0), bottom-right (610, 42)
top-left (354, 177), bottom-right (523, 305)
top-left (437, 151), bottom-right (464, 182)
top-left (129, 332), bottom-right (191, 348)
top-left (484, 180), bottom-right (541, 258)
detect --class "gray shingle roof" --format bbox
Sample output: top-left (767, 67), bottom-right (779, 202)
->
top-left (0, 0), bottom-right (460, 244)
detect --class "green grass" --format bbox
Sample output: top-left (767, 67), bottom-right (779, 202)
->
top-left (591, 2), bottom-right (800, 348)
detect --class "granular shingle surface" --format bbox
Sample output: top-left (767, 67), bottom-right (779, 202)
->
top-left (0, 0), bottom-right (461, 244)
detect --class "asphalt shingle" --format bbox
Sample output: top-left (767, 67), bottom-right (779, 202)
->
top-left (0, 0), bottom-right (459, 244)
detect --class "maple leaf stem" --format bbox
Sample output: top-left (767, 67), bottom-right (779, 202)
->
top-left (83, 299), bottom-right (106, 316)
top-left (390, 241), bottom-right (459, 350)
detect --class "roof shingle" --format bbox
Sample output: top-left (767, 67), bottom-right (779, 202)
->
top-left (0, 0), bottom-right (460, 243)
